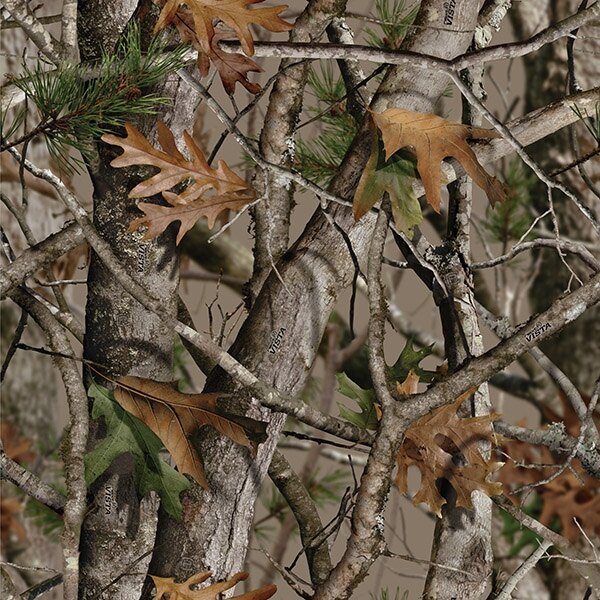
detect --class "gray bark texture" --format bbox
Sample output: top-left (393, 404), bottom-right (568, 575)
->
top-left (5, 0), bottom-right (597, 598)
top-left (512, 0), bottom-right (600, 396)
top-left (145, 0), bottom-right (490, 595)
top-left (510, 2), bottom-right (600, 597)
top-left (77, 2), bottom-right (199, 597)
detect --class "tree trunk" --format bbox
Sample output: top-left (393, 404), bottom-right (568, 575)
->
top-left (146, 0), bottom-right (486, 592)
top-left (510, 1), bottom-right (600, 596)
top-left (77, 2), bottom-right (200, 597)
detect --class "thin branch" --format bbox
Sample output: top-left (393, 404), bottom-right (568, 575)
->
top-left (494, 496), bottom-right (600, 591)
top-left (492, 540), bottom-right (553, 600)
top-left (218, 3), bottom-right (600, 72)
top-left (0, 449), bottom-right (65, 512)
top-left (471, 238), bottom-right (600, 271)
top-left (9, 287), bottom-right (88, 600)
top-left (176, 69), bottom-right (354, 211)
top-left (398, 271), bottom-right (600, 426)
top-left (268, 451), bottom-right (332, 585)
top-left (0, 222), bottom-right (84, 300)
top-left (5, 147), bottom-right (373, 446)
top-left (10, 150), bottom-right (600, 454)
top-left (494, 421), bottom-right (600, 479)
top-left (476, 301), bottom-right (600, 447)
top-left (448, 70), bottom-right (600, 236)
top-left (0, 308), bottom-right (27, 381)
top-left (0, 13), bottom-right (62, 29)
top-left (313, 204), bottom-right (399, 600)
top-left (0, 0), bottom-right (63, 62)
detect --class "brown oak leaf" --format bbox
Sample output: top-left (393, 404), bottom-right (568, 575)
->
top-left (499, 393), bottom-right (600, 543)
top-left (114, 376), bottom-right (268, 489)
top-left (152, 570), bottom-right (276, 600)
top-left (130, 191), bottom-right (255, 244)
top-left (0, 421), bottom-right (36, 464)
top-left (396, 389), bottom-right (503, 516)
top-left (209, 30), bottom-right (263, 95)
top-left (102, 122), bottom-right (248, 199)
top-left (101, 122), bottom-right (255, 243)
top-left (0, 498), bottom-right (27, 545)
top-left (539, 471), bottom-right (600, 542)
top-left (154, 0), bottom-right (292, 56)
top-left (172, 11), bottom-right (262, 94)
top-left (370, 108), bottom-right (507, 212)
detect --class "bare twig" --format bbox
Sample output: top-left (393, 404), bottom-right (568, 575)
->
top-left (492, 540), bottom-right (553, 600)
top-left (0, 450), bottom-right (65, 512)
top-left (10, 287), bottom-right (88, 600)
top-left (0, 222), bottom-right (84, 300)
top-left (268, 451), bottom-right (332, 585)
top-left (471, 238), bottom-right (600, 272)
top-left (0, 0), bottom-right (63, 62)
top-left (494, 496), bottom-right (600, 591)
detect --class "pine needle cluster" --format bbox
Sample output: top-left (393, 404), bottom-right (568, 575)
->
top-left (482, 158), bottom-right (536, 243)
top-left (295, 64), bottom-right (358, 185)
top-left (1, 24), bottom-right (188, 172)
top-left (365, 0), bottom-right (418, 49)
top-left (294, 0), bottom-right (418, 184)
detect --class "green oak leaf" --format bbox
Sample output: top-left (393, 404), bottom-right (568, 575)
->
top-left (387, 338), bottom-right (436, 384)
top-left (336, 372), bottom-right (379, 430)
top-left (353, 122), bottom-right (421, 237)
top-left (85, 382), bottom-right (190, 519)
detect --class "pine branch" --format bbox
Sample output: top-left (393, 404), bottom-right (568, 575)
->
top-left (0, 24), bottom-right (188, 172)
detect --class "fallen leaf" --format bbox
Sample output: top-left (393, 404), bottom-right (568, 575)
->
top-left (114, 376), bottom-right (268, 489)
top-left (155, 0), bottom-right (292, 56)
top-left (396, 390), bottom-right (503, 516)
top-left (371, 108), bottom-right (507, 212)
top-left (152, 570), bottom-right (276, 600)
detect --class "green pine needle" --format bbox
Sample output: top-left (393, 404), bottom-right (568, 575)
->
top-left (1, 23), bottom-right (188, 173)
top-left (296, 64), bottom-right (358, 184)
top-left (483, 158), bottom-right (536, 244)
top-left (365, 0), bottom-right (418, 49)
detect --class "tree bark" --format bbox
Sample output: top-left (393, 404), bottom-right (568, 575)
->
top-left (145, 0), bottom-right (486, 592)
top-left (509, 2), bottom-right (599, 596)
top-left (77, 2), bottom-right (200, 597)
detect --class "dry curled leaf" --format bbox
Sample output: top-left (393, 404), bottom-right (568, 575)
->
top-left (152, 570), bottom-right (276, 600)
top-left (371, 108), bottom-right (507, 212)
top-left (499, 392), bottom-right (600, 542)
top-left (172, 10), bottom-right (263, 94)
top-left (130, 191), bottom-right (255, 244)
top-left (209, 30), bottom-right (263, 95)
top-left (114, 376), bottom-right (268, 489)
top-left (396, 387), bottom-right (503, 516)
top-left (155, 0), bottom-right (292, 56)
top-left (101, 122), bottom-right (255, 243)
